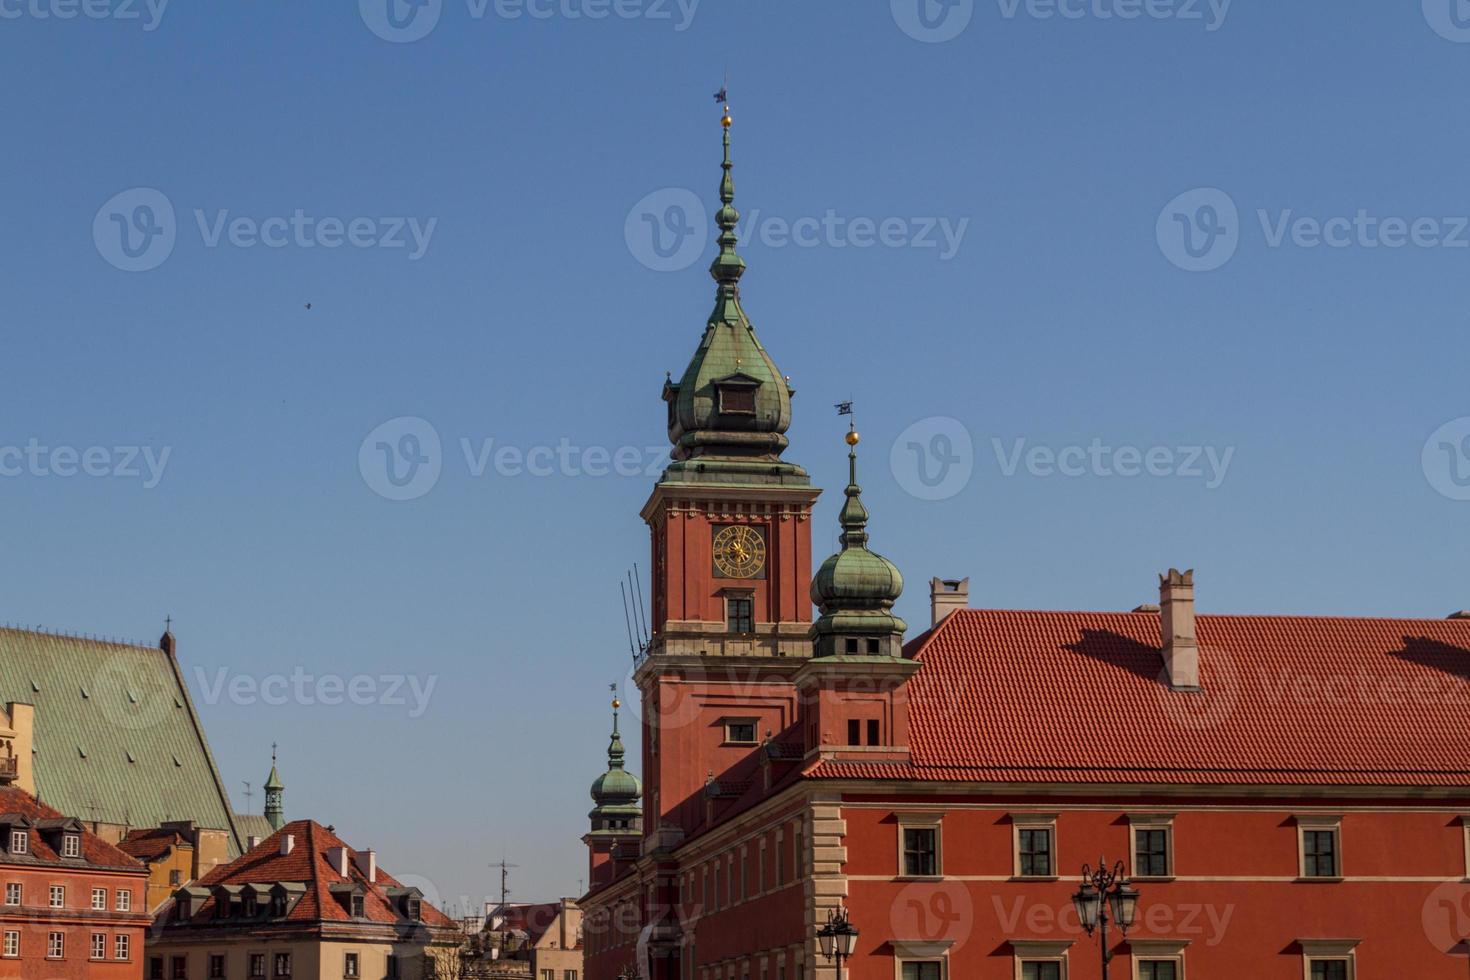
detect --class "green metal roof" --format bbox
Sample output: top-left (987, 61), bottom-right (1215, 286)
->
top-left (0, 627), bottom-right (246, 854)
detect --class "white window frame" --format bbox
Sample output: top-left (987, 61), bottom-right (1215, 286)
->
top-left (62, 833), bottom-right (80, 858)
top-left (722, 717), bottom-right (759, 746)
top-left (892, 940), bottom-right (953, 980)
top-left (117, 888), bottom-right (133, 911)
top-left (1, 931), bottom-right (16, 958)
top-left (1010, 940), bottom-right (1070, 980)
top-left (91, 933), bottom-right (107, 961)
top-left (93, 887), bottom-right (108, 910)
top-left (1298, 940), bottom-right (1359, 980)
top-left (345, 952), bottom-right (360, 978)
top-left (4, 883), bottom-right (19, 906)
top-left (1129, 940), bottom-right (1187, 980)
top-left (1295, 815), bottom-right (1344, 880)
top-left (1012, 813), bottom-right (1060, 880)
top-left (1127, 814), bottom-right (1177, 881)
top-left (9, 830), bottom-right (27, 854)
top-left (49, 884), bottom-right (65, 908)
top-left (47, 931), bottom-right (64, 960)
top-left (896, 812), bottom-right (944, 879)
top-left (116, 934), bottom-right (131, 961)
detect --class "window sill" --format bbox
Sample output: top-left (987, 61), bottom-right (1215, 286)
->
top-left (1010, 875), bottom-right (1060, 882)
top-left (1132, 875), bottom-right (1175, 882)
top-left (895, 875), bottom-right (944, 882)
top-left (1295, 876), bottom-right (1344, 883)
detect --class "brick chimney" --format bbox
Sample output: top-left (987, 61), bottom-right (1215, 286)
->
top-left (353, 849), bottom-right (377, 883)
top-left (279, 834), bottom-right (295, 856)
top-left (1158, 568), bottom-right (1200, 690)
top-left (326, 846), bottom-right (350, 877)
top-left (929, 578), bottom-right (970, 627)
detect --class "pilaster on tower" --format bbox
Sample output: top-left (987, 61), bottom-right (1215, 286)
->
top-left (641, 103), bottom-right (820, 669)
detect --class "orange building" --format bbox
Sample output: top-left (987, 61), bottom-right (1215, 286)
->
top-left (0, 786), bottom-right (150, 980)
top-left (579, 109), bottom-right (1470, 980)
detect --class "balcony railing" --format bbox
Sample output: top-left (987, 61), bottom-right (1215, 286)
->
top-left (0, 758), bottom-right (17, 781)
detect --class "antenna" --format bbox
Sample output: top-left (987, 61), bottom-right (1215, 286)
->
top-left (619, 581), bottom-right (638, 663)
top-left (632, 563), bottom-right (650, 646)
top-left (491, 857), bottom-right (521, 915)
top-left (242, 781), bottom-right (254, 814)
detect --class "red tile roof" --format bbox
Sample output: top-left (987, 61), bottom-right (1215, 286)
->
top-left (806, 609), bottom-right (1470, 787)
top-left (0, 786), bottom-right (146, 870)
top-left (493, 902), bottom-right (564, 945)
top-left (184, 820), bottom-right (455, 927)
top-left (119, 827), bottom-right (187, 862)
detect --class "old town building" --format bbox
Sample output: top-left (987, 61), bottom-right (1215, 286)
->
top-left (0, 785), bottom-right (150, 980)
top-left (578, 106), bottom-right (1470, 980)
top-left (146, 820), bottom-right (461, 980)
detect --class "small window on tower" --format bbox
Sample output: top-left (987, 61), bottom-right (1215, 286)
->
top-left (718, 387), bottom-right (757, 416)
top-left (847, 720), bottom-right (860, 745)
top-left (727, 596), bottom-right (753, 634)
top-left (867, 720), bottom-right (880, 745)
top-left (724, 720), bottom-right (758, 745)
top-left (844, 638), bottom-right (858, 654)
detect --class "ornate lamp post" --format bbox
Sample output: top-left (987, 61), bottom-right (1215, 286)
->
top-left (1071, 859), bottom-right (1140, 980)
top-left (816, 907), bottom-right (859, 980)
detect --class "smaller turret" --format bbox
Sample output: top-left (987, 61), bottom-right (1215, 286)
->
top-left (264, 745), bottom-right (285, 832)
top-left (588, 698), bottom-right (642, 836)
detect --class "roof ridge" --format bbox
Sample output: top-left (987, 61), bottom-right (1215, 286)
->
top-left (952, 607), bottom-right (1470, 625)
top-left (0, 624), bottom-right (158, 652)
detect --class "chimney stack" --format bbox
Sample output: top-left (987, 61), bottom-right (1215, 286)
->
top-left (326, 846), bottom-right (350, 877)
top-left (1158, 568), bottom-right (1200, 690)
top-left (353, 849), bottom-right (377, 883)
top-left (279, 834), bottom-right (295, 856)
top-left (929, 578), bottom-right (970, 627)
top-left (247, 835), bottom-right (261, 851)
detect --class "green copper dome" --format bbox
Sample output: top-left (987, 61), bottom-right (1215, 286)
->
top-left (660, 113), bottom-right (809, 489)
top-left (810, 435), bottom-right (907, 653)
top-left (589, 699), bottom-right (642, 836)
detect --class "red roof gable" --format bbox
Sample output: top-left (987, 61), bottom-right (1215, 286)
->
top-left (119, 828), bottom-right (187, 862)
top-left (807, 609), bottom-right (1470, 787)
top-left (185, 820), bottom-right (455, 927)
top-left (0, 787), bottom-right (145, 870)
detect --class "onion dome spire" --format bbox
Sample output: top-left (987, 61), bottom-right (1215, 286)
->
top-left (810, 425), bottom-right (907, 657)
top-left (660, 99), bottom-right (809, 487)
top-left (264, 744), bottom-right (285, 831)
top-left (589, 695), bottom-right (641, 836)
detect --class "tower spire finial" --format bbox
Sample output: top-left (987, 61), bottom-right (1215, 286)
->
top-left (709, 85), bottom-right (745, 290)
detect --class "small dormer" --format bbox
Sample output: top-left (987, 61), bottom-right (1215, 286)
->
top-left (173, 886), bottom-right (210, 920)
top-left (0, 814), bottom-right (33, 856)
top-left (240, 884), bottom-right (264, 917)
top-left (213, 884), bottom-right (244, 919)
top-left (386, 886), bottom-right (423, 921)
top-left (35, 817), bottom-right (84, 859)
top-left (711, 372), bottom-right (762, 419)
top-left (267, 882), bottom-right (307, 918)
top-left (329, 882), bottom-right (367, 918)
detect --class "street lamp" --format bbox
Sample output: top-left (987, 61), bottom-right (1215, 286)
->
top-left (817, 907), bottom-right (859, 980)
top-left (1071, 859), bottom-right (1139, 980)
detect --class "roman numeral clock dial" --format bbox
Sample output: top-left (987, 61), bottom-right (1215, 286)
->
top-left (712, 524), bottom-right (767, 579)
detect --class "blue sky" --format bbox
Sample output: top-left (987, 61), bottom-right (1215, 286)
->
top-left (5, 0), bottom-right (1470, 909)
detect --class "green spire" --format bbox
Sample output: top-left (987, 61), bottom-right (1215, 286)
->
top-left (660, 104), bottom-right (809, 488)
top-left (589, 696), bottom-right (641, 836)
top-left (810, 429), bottom-right (907, 657)
top-left (263, 744), bottom-right (285, 831)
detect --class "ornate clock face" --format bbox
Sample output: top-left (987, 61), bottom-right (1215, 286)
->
top-left (712, 524), bottom-right (767, 579)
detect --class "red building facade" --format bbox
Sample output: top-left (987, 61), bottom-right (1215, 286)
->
top-left (581, 110), bottom-right (1470, 980)
top-left (0, 787), bottom-right (149, 980)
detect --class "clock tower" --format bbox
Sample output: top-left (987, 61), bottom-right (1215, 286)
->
top-left (635, 105), bottom-right (820, 847)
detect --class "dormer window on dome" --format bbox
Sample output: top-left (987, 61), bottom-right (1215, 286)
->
top-left (714, 373), bottom-right (761, 417)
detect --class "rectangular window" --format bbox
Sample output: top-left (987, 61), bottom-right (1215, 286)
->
top-left (565, 972), bottom-right (578, 980)
top-left (900, 965), bottom-right (942, 980)
top-left (1019, 828), bottom-right (1053, 877)
top-left (93, 887), bottom-right (108, 910)
top-left (775, 830), bottom-right (785, 885)
top-left (174, 955), bottom-right (189, 979)
top-left (250, 954), bottom-right (266, 978)
top-left (49, 885), bottom-right (65, 908)
top-left (1135, 828), bottom-right (1171, 877)
top-left (115, 935), bottom-right (131, 961)
top-left (1139, 963), bottom-right (1176, 980)
top-left (48, 932), bottom-right (64, 959)
top-left (3, 931), bottom-right (17, 958)
top-left (903, 828), bottom-right (938, 877)
top-left (9, 830), bottom-right (26, 854)
top-left (541, 971), bottom-right (554, 980)
top-left (1304, 829), bottom-right (1339, 878)
top-left (866, 720), bottom-right (880, 745)
top-left (117, 889), bottom-right (133, 911)
top-left (719, 387), bottom-right (756, 416)
top-left (344, 953), bottom-right (359, 978)
top-left (210, 955), bottom-right (226, 978)
top-left (92, 934), bottom-right (107, 960)
top-left (63, 834), bottom-right (80, 858)
top-left (727, 598), bottom-right (754, 635)
top-left (758, 839), bottom-right (767, 893)
top-left (152, 957), bottom-right (166, 980)
top-left (350, 894), bottom-right (364, 917)
top-left (273, 953), bottom-right (292, 978)
top-left (724, 719), bottom-right (757, 744)
top-left (1020, 965), bottom-right (1060, 980)
top-left (385, 956), bottom-right (397, 980)
top-left (1310, 963), bottom-right (1348, 980)
top-left (847, 720), bottom-right (861, 745)
top-left (4, 883), bottom-right (19, 906)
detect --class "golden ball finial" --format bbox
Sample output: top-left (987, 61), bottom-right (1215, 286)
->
top-left (846, 430), bottom-right (861, 446)
top-left (612, 697), bottom-right (621, 710)
top-left (722, 109), bottom-right (732, 128)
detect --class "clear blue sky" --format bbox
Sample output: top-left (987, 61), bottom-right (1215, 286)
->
top-left (5, 0), bottom-right (1470, 910)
